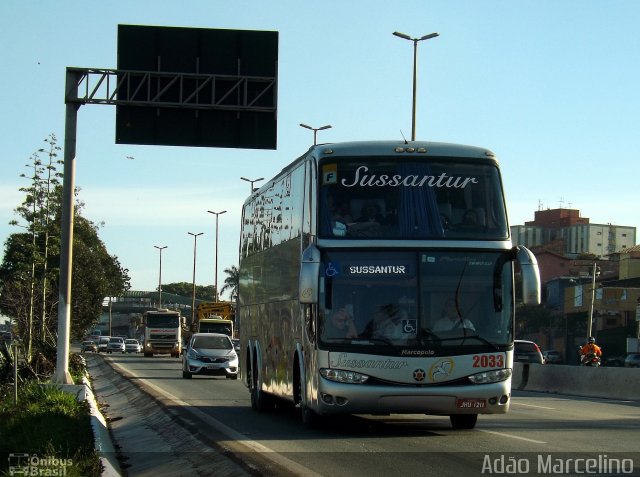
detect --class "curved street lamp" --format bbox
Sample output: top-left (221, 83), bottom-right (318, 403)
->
top-left (299, 123), bottom-right (332, 145)
top-left (393, 31), bottom-right (439, 141)
top-left (240, 176), bottom-right (264, 194)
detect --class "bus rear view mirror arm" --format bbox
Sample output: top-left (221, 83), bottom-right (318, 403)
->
top-left (299, 244), bottom-right (321, 304)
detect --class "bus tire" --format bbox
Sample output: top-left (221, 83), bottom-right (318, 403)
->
top-left (450, 414), bottom-right (478, 429)
top-left (249, 363), bottom-right (273, 411)
top-left (250, 383), bottom-right (273, 411)
top-left (301, 404), bottom-right (320, 428)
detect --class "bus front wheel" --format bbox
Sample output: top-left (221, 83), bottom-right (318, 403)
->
top-left (450, 414), bottom-right (478, 429)
top-left (300, 404), bottom-right (320, 428)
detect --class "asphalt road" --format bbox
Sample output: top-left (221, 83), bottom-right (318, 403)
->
top-left (93, 352), bottom-right (640, 477)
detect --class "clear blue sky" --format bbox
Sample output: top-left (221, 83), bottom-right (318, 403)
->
top-left (1, 0), bottom-right (638, 298)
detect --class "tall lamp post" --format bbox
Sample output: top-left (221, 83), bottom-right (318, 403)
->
top-left (392, 31), bottom-right (439, 141)
top-left (240, 176), bottom-right (264, 194)
top-left (188, 232), bottom-right (203, 327)
top-left (587, 262), bottom-right (599, 338)
top-left (207, 210), bottom-right (227, 301)
top-left (299, 123), bottom-right (332, 145)
top-left (153, 245), bottom-right (167, 307)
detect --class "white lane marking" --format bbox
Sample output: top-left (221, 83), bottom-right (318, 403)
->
top-left (108, 359), bottom-right (324, 477)
top-left (511, 402), bottom-right (557, 410)
top-left (478, 429), bottom-right (547, 444)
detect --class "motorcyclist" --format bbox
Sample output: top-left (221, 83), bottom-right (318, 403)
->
top-left (580, 337), bottom-right (602, 364)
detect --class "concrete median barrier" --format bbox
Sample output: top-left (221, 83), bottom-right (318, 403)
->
top-left (513, 362), bottom-right (639, 400)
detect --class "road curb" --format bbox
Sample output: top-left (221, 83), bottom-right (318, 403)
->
top-left (52, 375), bottom-right (122, 477)
top-left (83, 376), bottom-right (122, 477)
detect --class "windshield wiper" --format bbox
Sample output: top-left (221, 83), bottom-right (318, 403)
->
top-left (350, 337), bottom-right (395, 346)
top-left (438, 334), bottom-right (500, 351)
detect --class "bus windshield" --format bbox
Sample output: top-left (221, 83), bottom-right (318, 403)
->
top-left (319, 250), bottom-right (513, 354)
top-left (319, 158), bottom-right (508, 240)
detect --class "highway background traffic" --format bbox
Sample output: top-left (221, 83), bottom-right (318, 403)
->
top-left (87, 352), bottom-right (640, 477)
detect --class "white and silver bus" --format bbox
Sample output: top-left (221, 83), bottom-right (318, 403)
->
top-left (238, 141), bottom-right (540, 428)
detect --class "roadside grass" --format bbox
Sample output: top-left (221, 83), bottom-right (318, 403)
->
top-left (0, 381), bottom-right (102, 477)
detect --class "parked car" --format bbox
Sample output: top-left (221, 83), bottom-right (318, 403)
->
top-left (182, 333), bottom-right (239, 380)
top-left (125, 339), bottom-right (142, 353)
top-left (514, 340), bottom-right (544, 364)
top-left (81, 340), bottom-right (97, 353)
top-left (97, 336), bottom-right (111, 353)
top-left (542, 349), bottom-right (562, 364)
top-left (107, 336), bottom-right (125, 353)
top-left (603, 355), bottom-right (625, 367)
top-left (624, 353), bottom-right (640, 368)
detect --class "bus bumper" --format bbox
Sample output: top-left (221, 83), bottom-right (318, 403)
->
top-left (312, 377), bottom-right (511, 416)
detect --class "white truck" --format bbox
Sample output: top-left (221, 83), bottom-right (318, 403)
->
top-left (142, 309), bottom-right (182, 358)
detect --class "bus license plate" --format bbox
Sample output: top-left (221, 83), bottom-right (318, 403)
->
top-left (456, 398), bottom-right (487, 409)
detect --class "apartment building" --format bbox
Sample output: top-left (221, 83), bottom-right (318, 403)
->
top-left (511, 208), bottom-right (636, 258)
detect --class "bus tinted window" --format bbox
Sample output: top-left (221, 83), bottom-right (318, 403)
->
top-left (319, 158), bottom-right (508, 240)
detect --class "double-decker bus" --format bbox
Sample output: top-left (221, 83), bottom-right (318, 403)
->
top-left (238, 141), bottom-right (540, 428)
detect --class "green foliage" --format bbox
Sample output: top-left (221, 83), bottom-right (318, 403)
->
top-left (161, 282), bottom-right (214, 300)
top-left (220, 265), bottom-right (239, 299)
top-left (0, 382), bottom-right (101, 477)
top-left (0, 133), bottom-right (131, 356)
top-left (70, 216), bottom-right (130, 337)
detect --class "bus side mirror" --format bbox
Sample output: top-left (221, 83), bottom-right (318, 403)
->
top-left (515, 246), bottom-right (541, 305)
top-left (299, 244), bottom-right (320, 304)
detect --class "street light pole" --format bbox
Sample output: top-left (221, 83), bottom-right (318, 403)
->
top-left (299, 123), bottom-right (332, 145)
top-left (207, 210), bottom-right (227, 302)
top-left (188, 232), bottom-right (203, 327)
top-left (393, 31), bottom-right (439, 141)
top-left (240, 176), bottom-right (264, 194)
top-left (587, 262), bottom-right (599, 338)
top-left (153, 245), bottom-right (167, 307)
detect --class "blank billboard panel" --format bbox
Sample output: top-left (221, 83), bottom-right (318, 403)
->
top-left (116, 25), bottom-right (278, 150)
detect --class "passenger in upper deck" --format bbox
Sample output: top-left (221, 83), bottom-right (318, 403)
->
top-left (453, 208), bottom-right (487, 233)
top-left (461, 209), bottom-right (479, 226)
top-left (347, 200), bottom-right (388, 237)
top-left (327, 194), bottom-right (353, 237)
top-left (355, 201), bottom-right (387, 225)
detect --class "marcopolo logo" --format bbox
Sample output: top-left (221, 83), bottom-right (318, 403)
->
top-left (8, 453), bottom-right (72, 476)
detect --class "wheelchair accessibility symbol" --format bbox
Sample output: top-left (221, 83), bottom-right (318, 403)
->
top-left (402, 319), bottom-right (417, 334)
top-left (325, 262), bottom-right (340, 277)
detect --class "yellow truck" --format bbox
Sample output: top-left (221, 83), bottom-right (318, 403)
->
top-left (196, 302), bottom-right (234, 336)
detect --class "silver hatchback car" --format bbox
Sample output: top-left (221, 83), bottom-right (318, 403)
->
top-left (182, 333), bottom-right (239, 379)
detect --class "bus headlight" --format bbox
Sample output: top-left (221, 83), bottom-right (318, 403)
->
top-left (320, 368), bottom-right (369, 384)
top-left (468, 368), bottom-right (512, 384)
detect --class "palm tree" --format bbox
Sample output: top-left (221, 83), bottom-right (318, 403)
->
top-left (220, 265), bottom-right (239, 300)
